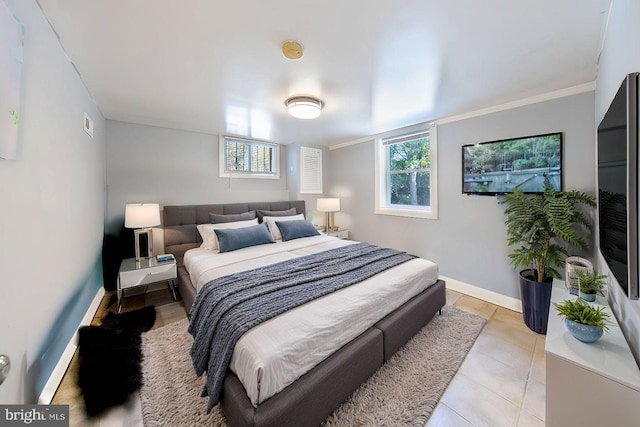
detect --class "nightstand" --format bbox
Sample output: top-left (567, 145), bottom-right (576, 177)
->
top-left (326, 229), bottom-right (349, 239)
top-left (117, 257), bottom-right (177, 313)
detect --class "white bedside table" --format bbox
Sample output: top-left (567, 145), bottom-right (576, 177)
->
top-left (117, 257), bottom-right (177, 313)
top-left (325, 229), bottom-right (349, 239)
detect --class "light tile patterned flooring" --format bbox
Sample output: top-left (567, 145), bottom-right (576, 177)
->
top-left (427, 290), bottom-right (546, 427)
top-left (52, 287), bottom-right (546, 426)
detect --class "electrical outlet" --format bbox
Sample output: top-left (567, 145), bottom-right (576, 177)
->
top-left (83, 112), bottom-right (94, 138)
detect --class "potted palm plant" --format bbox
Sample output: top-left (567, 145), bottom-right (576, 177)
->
top-left (575, 270), bottom-right (607, 302)
top-left (503, 180), bottom-right (596, 334)
top-left (553, 298), bottom-right (612, 342)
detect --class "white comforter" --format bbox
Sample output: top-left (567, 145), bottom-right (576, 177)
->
top-left (183, 235), bottom-right (439, 406)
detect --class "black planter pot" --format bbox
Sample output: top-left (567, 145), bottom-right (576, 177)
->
top-left (519, 269), bottom-right (553, 334)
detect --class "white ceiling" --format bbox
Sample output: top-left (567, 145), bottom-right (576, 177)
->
top-left (37, 0), bottom-right (610, 146)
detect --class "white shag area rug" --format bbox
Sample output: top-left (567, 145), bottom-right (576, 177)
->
top-left (140, 305), bottom-right (485, 426)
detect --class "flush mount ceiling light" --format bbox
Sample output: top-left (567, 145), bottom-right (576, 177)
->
top-left (282, 41), bottom-right (304, 60)
top-left (285, 96), bottom-right (324, 119)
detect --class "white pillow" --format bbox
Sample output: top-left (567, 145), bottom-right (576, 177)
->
top-left (263, 214), bottom-right (305, 241)
top-left (197, 218), bottom-right (259, 251)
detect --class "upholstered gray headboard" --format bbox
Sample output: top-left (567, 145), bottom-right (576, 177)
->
top-left (162, 201), bottom-right (306, 263)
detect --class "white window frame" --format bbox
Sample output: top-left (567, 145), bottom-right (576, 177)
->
top-left (374, 123), bottom-right (438, 219)
top-left (219, 135), bottom-right (280, 179)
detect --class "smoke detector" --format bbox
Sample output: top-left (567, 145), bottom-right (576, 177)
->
top-left (282, 41), bottom-right (304, 60)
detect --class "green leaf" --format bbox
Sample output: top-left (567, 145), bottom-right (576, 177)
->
top-left (502, 178), bottom-right (596, 280)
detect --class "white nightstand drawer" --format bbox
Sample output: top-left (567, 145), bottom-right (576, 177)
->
top-left (119, 262), bottom-right (177, 289)
top-left (117, 257), bottom-right (178, 312)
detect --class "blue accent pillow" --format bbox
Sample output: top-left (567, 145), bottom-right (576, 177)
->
top-left (275, 220), bottom-right (320, 241)
top-left (214, 223), bottom-right (275, 252)
top-left (209, 210), bottom-right (256, 224)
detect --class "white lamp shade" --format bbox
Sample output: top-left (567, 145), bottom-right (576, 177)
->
top-left (125, 203), bottom-right (161, 228)
top-left (317, 198), bottom-right (340, 212)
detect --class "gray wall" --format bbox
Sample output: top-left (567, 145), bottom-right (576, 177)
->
top-left (105, 120), bottom-right (289, 235)
top-left (595, 0), bottom-right (640, 362)
top-left (328, 91), bottom-right (596, 300)
top-left (0, 0), bottom-right (106, 403)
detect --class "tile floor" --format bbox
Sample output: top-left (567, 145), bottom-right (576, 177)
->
top-left (426, 290), bottom-right (546, 427)
top-left (52, 287), bottom-right (546, 426)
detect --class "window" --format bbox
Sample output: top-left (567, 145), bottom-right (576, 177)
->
top-left (375, 125), bottom-right (438, 219)
top-left (219, 136), bottom-right (280, 179)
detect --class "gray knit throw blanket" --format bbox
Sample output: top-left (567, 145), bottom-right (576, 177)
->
top-left (188, 242), bottom-right (416, 412)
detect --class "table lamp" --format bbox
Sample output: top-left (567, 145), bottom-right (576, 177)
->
top-left (125, 203), bottom-right (161, 261)
top-left (317, 198), bottom-right (340, 232)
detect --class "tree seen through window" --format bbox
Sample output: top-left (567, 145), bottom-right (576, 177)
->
top-left (224, 138), bottom-right (276, 174)
top-left (387, 136), bottom-right (430, 206)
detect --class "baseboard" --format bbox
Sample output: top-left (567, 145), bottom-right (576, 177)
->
top-left (441, 275), bottom-right (522, 313)
top-left (38, 286), bottom-right (105, 404)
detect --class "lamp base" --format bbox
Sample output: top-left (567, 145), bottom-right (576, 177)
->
top-left (322, 212), bottom-right (341, 232)
top-left (329, 212), bottom-right (338, 232)
top-left (134, 228), bottom-right (153, 261)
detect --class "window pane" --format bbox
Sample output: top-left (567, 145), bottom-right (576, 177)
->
top-left (389, 171), bottom-right (430, 206)
top-left (376, 126), bottom-right (437, 219)
top-left (225, 140), bottom-right (276, 173)
top-left (388, 135), bottom-right (431, 207)
top-left (226, 141), bottom-right (249, 171)
top-left (389, 137), bottom-right (430, 172)
top-left (220, 136), bottom-right (280, 179)
top-left (251, 144), bottom-right (273, 172)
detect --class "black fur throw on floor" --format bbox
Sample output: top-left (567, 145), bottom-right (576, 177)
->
top-left (101, 305), bottom-right (157, 333)
top-left (78, 306), bottom-right (156, 417)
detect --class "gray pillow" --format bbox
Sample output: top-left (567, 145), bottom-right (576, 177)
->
top-left (275, 220), bottom-right (320, 241)
top-left (257, 207), bottom-right (297, 222)
top-left (214, 223), bottom-right (275, 252)
top-left (209, 210), bottom-right (257, 224)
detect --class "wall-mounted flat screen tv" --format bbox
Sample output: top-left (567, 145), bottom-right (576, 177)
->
top-left (462, 132), bottom-right (563, 195)
top-left (597, 72), bottom-right (639, 300)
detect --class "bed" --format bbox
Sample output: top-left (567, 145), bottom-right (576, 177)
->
top-left (163, 201), bottom-right (446, 427)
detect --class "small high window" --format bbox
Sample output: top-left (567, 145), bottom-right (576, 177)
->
top-left (219, 136), bottom-right (280, 179)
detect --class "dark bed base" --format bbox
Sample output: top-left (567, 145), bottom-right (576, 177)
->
top-left (162, 202), bottom-right (447, 427)
top-left (222, 280), bottom-right (446, 427)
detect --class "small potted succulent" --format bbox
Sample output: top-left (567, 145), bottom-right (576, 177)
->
top-left (575, 270), bottom-right (607, 302)
top-left (553, 298), bottom-right (612, 343)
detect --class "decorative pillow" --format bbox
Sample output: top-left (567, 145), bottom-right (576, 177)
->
top-left (214, 223), bottom-right (275, 253)
top-left (276, 220), bottom-right (320, 241)
top-left (208, 210), bottom-right (256, 224)
top-left (197, 218), bottom-right (258, 251)
top-left (257, 207), bottom-right (297, 223)
top-left (263, 214), bottom-right (305, 240)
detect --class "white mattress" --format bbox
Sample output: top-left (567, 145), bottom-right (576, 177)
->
top-left (183, 235), bottom-right (439, 406)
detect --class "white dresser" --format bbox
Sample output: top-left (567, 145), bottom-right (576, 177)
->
top-left (545, 283), bottom-right (640, 426)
